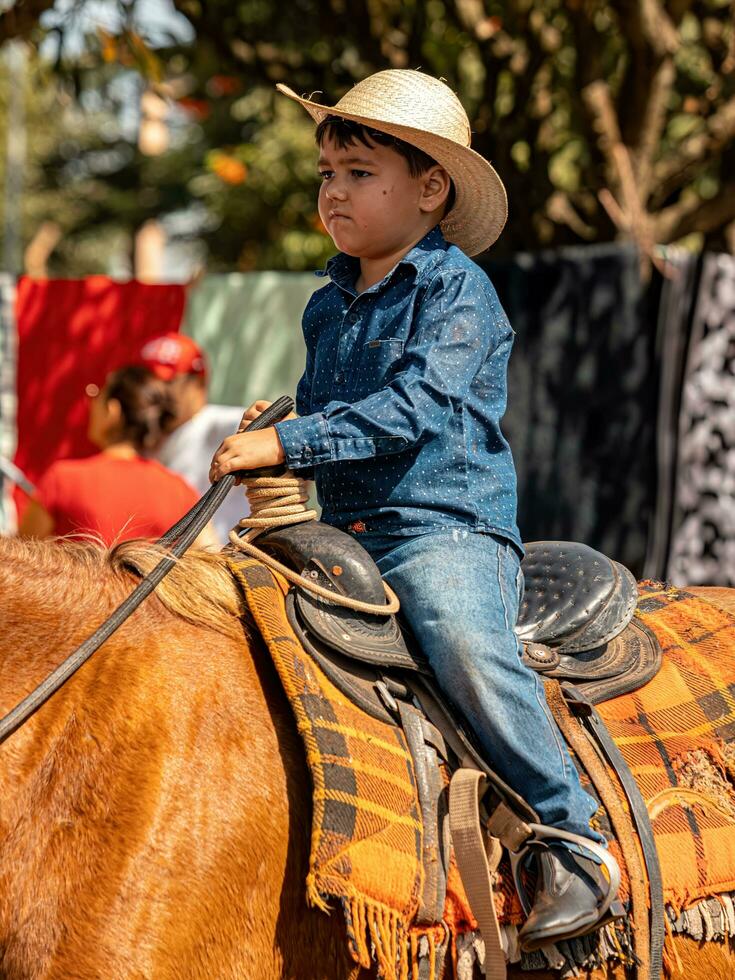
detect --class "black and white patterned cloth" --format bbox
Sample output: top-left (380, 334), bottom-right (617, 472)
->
top-left (667, 254), bottom-right (735, 587)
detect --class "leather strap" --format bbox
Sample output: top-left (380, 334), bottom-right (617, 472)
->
top-left (0, 398), bottom-right (296, 746)
top-left (485, 800), bottom-right (532, 853)
top-left (398, 701), bottom-right (449, 924)
top-left (563, 684), bottom-right (664, 980)
top-left (409, 674), bottom-right (538, 824)
top-left (545, 681), bottom-right (652, 980)
top-left (449, 768), bottom-right (506, 980)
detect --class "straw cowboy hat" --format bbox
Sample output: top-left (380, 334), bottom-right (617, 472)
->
top-left (277, 69), bottom-right (508, 256)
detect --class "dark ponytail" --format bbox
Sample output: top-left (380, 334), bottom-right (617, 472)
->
top-left (104, 366), bottom-right (177, 452)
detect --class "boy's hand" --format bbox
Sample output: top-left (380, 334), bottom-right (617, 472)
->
top-left (209, 428), bottom-right (286, 483)
top-left (238, 400), bottom-right (297, 432)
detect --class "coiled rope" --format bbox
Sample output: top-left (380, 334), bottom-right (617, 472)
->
top-left (228, 472), bottom-right (400, 615)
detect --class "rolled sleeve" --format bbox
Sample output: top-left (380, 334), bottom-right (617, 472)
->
top-left (274, 413), bottom-right (332, 471)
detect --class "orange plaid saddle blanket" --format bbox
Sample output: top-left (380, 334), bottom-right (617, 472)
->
top-left (229, 556), bottom-right (735, 979)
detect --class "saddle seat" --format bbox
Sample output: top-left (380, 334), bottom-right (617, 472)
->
top-left (516, 540), bottom-right (638, 653)
top-left (515, 541), bottom-right (661, 703)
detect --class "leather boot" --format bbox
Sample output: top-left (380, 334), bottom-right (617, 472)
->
top-left (518, 844), bottom-right (621, 952)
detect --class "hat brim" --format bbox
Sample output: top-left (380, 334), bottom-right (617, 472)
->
top-left (277, 83), bottom-right (507, 256)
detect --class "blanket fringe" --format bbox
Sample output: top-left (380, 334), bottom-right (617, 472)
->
top-left (667, 892), bottom-right (735, 943)
top-left (341, 897), bottom-right (448, 980)
top-left (454, 895), bottom-right (735, 977)
top-left (343, 892), bottom-right (735, 980)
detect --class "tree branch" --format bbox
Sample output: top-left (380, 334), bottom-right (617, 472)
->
top-left (640, 0), bottom-right (679, 57)
top-left (546, 191), bottom-right (596, 239)
top-left (725, 0), bottom-right (735, 73)
top-left (405, 1), bottom-right (428, 73)
top-left (614, 0), bottom-right (678, 172)
top-left (582, 81), bottom-right (666, 273)
top-left (564, 4), bottom-right (616, 241)
top-left (635, 58), bottom-right (676, 202)
top-left (582, 80), bottom-right (623, 181)
top-left (654, 181), bottom-right (735, 241)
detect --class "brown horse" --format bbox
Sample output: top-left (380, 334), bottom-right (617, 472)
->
top-left (0, 536), bottom-right (732, 979)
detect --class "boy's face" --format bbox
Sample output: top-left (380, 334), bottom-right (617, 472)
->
top-left (317, 133), bottom-right (446, 260)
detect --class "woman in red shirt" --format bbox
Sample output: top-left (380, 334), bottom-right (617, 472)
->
top-left (19, 366), bottom-right (217, 548)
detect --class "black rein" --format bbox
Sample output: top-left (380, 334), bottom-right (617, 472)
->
top-left (0, 395), bottom-right (295, 747)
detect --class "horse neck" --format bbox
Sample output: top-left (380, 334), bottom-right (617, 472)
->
top-left (0, 538), bottom-right (125, 703)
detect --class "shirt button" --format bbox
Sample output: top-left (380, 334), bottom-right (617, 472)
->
top-left (303, 447), bottom-right (313, 459)
top-left (335, 372), bottom-right (345, 383)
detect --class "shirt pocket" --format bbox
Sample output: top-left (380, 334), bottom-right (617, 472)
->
top-left (349, 338), bottom-right (405, 397)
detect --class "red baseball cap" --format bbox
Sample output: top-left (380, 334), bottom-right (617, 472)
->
top-left (138, 332), bottom-right (208, 381)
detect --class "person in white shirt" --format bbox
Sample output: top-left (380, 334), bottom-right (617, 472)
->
top-left (138, 333), bottom-right (249, 546)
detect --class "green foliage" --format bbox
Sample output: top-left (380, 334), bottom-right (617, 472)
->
top-left (2, 0), bottom-right (734, 274)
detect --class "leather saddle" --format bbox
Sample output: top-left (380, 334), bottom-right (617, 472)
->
top-left (257, 524), bottom-right (661, 713)
top-left (516, 541), bottom-right (660, 704)
top-left (253, 523), bottom-right (659, 969)
top-left (256, 521), bottom-right (543, 928)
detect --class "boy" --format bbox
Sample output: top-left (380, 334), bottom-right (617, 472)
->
top-left (210, 69), bottom-right (618, 950)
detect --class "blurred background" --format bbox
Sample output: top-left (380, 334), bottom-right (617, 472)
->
top-left (0, 0), bottom-right (733, 582)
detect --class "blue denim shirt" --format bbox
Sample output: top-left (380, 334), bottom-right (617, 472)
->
top-left (274, 226), bottom-right (522, 551)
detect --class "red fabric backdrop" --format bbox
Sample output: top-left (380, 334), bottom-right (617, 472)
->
top-left (13, 276), bottom-right (186, 516)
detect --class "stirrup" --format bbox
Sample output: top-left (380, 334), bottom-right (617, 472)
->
top-left (508, 824), bottom-right (622, 920)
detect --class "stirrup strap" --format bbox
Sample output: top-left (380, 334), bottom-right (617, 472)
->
top-left (448, 768), bottom-right (506, 980)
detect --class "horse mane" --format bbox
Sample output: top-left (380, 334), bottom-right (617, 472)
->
top-left (0, 536), bottom-right (248, 639)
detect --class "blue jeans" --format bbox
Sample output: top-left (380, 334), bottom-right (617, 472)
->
top-left (360, 529), bottom-right (602, 842)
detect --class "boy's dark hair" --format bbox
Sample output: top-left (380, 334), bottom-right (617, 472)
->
top-left (316, 114), bottom-right (455, 211)
top-left (104, 365), bottom-right (177, 452)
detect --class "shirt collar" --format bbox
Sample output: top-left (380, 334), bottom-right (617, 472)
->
top-left (316, 225), bottom-right (448, 295)
top-left (399, 225), bottom-right (448, 274)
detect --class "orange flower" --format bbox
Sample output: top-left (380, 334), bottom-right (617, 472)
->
top-left (211, 153), bottom-right (248, 185)
top-left (98, 29), bottom-right (118, 63)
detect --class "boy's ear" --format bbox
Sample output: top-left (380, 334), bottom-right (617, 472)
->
top-left (419, 165), bottom-right (452, 215)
